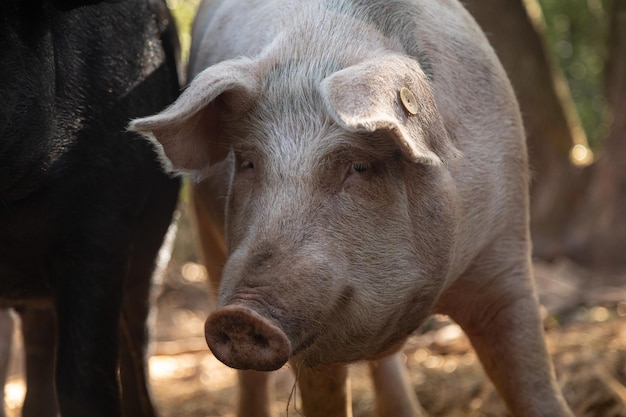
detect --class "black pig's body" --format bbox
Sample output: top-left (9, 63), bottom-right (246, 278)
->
top-left (0, 1), bottom-right (180, 416)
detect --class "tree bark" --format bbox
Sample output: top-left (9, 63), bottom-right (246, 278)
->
top-left (463, 0), bottom-right (589, 258)
top-left (563, 0), bottom-right (626, 271)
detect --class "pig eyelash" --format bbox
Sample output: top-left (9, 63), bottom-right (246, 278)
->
top-left (351, 162), bottom-right (370, 173)
top-left (241, 160), bottom-right (254, 170)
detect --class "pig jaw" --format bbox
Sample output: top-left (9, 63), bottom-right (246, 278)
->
top-left (203, 235), bottom-right (445, 371)
top-left (204, 279), bottom-right (440, 371)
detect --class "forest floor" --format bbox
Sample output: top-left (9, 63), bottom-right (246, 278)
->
top-left (147, 255), bottom-right (626, 417)
top-left (4, 209), bottom-right (626, 417)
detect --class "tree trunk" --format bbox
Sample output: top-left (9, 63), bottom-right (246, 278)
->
top-left (463, 0), bottom-right (590, 259)
top-left (564, 0), bottom-right (626, 271)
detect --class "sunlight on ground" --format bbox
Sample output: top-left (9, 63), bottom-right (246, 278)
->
top-left (172, 309), bottom-right (206, 333)
top-left (4, 379), bottom-right (25, 413)
top-left (150, 355), bottom-right (196, 379)
top-left (199, 355), bottom-right (239, 391)
top-left (150, 352), bottom-right (237, 391)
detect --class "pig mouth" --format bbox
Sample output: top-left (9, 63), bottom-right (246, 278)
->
top-left (205, 284), bottom-right (367, 370)
top-left (205, 287), bottom-right (317, 371)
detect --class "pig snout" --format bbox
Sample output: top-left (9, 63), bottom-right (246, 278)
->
top-left (205, 305), bottom-right (292, 371)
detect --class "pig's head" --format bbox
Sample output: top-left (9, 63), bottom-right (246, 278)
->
top-left (130, 52), bottom-right (461, 371)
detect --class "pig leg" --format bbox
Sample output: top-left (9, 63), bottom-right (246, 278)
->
top-left (438, 254), bottom-right (573, 417)
top-left (119, 175), bottom-right (178, 417)
top-left (0, 310), bottom-right (14, 417)
top-left (294, 362), bottom-right (352, 417)
top-left (119, 272), bottom-right (157, 417)
top-left (296, 357), bottom-right (422, 417)
top-left (19, 308), bottom-right (58, 417)
top-left (56, 296), bottom-right (123, 417)
top-left (53, 243), bottom-right (128, 417)
top-left (368, 353), bottom-right (427, 417)
top-left (237, 370), bottom-right (274, 417)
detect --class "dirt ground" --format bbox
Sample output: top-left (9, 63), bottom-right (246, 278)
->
top-left (4, 208), bottom-right (626, 417)
top-left (147, 256), bottom-right (626, 417)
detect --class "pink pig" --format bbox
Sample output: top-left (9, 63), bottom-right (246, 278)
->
top-left (131, 0), bottom-right (574, 416)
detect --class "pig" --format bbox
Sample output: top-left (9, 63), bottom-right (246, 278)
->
top-left (0, 0), bottom-right (180, 416)
top-left (130, 0), bottom-right (575, 416)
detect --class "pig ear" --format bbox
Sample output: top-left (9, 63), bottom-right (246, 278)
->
top-left (129, 58), bottom-right (260, 176)
top-left (320, 54), bottom-right (461, 165)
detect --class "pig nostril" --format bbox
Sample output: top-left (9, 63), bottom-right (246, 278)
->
top-left (216, 331), bottom-right (232, 346)
top-left (205, 305), bottom-right (292, 371)
top-left (252, 333), bottom-right (269, 349)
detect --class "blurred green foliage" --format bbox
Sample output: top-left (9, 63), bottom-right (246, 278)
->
top-left (537, 0), bottom-right (612, 148)
top-left (166, 0), bottom-right (201, 211)
top-left (165, 0), bottom-right (613, 149)
top-left (167, 0), bottom-right (202, 67)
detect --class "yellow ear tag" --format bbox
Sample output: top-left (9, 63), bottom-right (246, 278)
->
top-left (400, 87), bottom-right (418, 115)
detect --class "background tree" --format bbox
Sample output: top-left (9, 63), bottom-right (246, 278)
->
top-left (465, 0), bottom-right (626, 273)
top-left (169, 0), bottom-right (624, 271)
top-left (464, 0), bottom-right (590, 259)
top-left (564, 0), bottom-right (626, 271)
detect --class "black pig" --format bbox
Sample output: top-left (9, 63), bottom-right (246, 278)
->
top-left (0, 0), bottom-right (181, 416)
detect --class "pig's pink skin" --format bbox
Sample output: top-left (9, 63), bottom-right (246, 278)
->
top-left (131, 1), bottom-right (575, 416)
top-left (212, 141), bottom-right (455, 369)
top-left (129, 0), bottom-right (518, 371)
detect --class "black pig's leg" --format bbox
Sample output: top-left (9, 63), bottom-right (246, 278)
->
top-left (119, 274), bottom-right (157, 417)
top-left (0, 310), bottom-right (14, 417)
top-left (55, 252), bottom-right (125, 417)
top-left (19, 308), bottom-right (58, 417)
top-left (119, 175), bottom-right (178, 417)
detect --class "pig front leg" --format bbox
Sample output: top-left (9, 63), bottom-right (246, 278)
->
top-left (52, 236), bottom-right (129, 417)
top-left (56, 295), bottom-right (123, 417)
top-left (295, 356), bottom-right (424, 417)
top-left (19, 308), bottom-right (58, 417)
top-left (118, 175), bottom-right (178, 417)
top-left (119, 264), bottom-right (158, 417)
top-left (438, 255), bottom-right (573, 417)
top-left (0, 310), bottom-right (14, 417)
top-left (235, 363), bottom-right (351, 417)
top-left (237, 370), bottom-right (274, 417)
top-left (369, 353), bottom-right (427, 417)
top-left (294, 362), bottom-right (352, 417)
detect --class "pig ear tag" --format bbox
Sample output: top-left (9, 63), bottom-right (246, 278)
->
top-left (400, 87), bottom-right (418, 115)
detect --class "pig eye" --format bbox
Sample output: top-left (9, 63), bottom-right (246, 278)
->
top-left (241, 160), bottom-right (254, 170)
top-left (343, 160), bottom-right (374, 185)
top-left (351, 162), bottom-right (369, 173)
